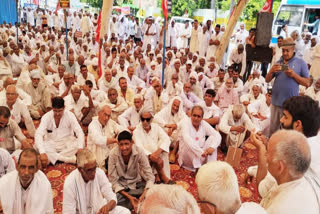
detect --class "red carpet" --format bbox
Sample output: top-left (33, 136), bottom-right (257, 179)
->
top-left (43, 141), bottom-right (261, 214)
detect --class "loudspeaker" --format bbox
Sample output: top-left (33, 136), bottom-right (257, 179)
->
top-left (255, 12), bottom-right (274, 47)
top-left (246, 44), bottom-right (273, 63)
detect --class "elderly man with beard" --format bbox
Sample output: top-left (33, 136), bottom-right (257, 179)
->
top-left (102, 88), bottom-right (128, 123)
top-left (24, 69), bottom-right (51, 119)
top-left (35, 97), bottom-right (84, 167)
top-left (87, 105), bottom-right (123, 168)
top-left (64, 84), bottom-right (94, 126)
top-left (305, 78), bottom-right (320, 101)
top-left (215, 78), bottom-right (239, 111)
top-left (118, 94), bottom-right (144, 132)
top-left (98, 69), bottom-right (118, 92)
top-left (133, 108), bottom-right (173, 184)
top-left (63, 149), bottom-right (130, 214)
top-left (177, 106), bottom-right (221, 171)
top-left (144, 78), bottom-right (169, 114)
top-left (219, 104), bottom-right (255, 153)
top-left (0, 85), bottom-right (36, 137)
top-left (154, 97), bottom-right (187, 163)
top-left (0, 149), bottom-right (54, 214)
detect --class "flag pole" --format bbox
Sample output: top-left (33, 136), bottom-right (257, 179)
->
top-left (64, 9), bottom-right (69, 60)
top-left (161, 18), bottom-right (166, 87)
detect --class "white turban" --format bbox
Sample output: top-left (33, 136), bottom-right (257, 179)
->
top-left (30, 69), bottom-right (41, 79)
top-left (91, 58), bottom-right (98, 66)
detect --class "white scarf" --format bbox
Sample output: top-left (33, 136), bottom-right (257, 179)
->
top-left (74, 169), bottom-right (106, 214)
top-left (0, 170), bottom-right (53, 214)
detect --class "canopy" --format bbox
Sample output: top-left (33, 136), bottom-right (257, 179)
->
top-left (0, 0), bottom-right (17, 24)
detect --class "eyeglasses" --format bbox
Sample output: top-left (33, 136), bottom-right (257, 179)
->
top-left (140, 117), bottom-right (152, 122)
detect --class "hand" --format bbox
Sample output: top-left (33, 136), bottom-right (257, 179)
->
top-left (128, 126), bottom-right (136, 132)
top-left (107, 138), bottom-right (117, 145)
top-left (40, 153), bottom-right (49, 167)
top-left (249, 133), bottom-right (266, 149)
top-left (149, 150), bottom-right (161, 163)
top-left (129, 196), bottom-right (139, 213)
top-left (242, 101), bottom-right (250, 106)
top-left (284, 68), bottom-right (296, 78)
top-left (21, 139), bottom-right (33, 149)
top-left (202, 147), bottom-right (214, 157)
top-left (270, 64), bottom-right (282, 74)
top-left (167, 128), bottom-right (173, 137)
top-left (232, 126), bottom-right (245, 133)
top-left (81, 85), bottom-right (90, 96)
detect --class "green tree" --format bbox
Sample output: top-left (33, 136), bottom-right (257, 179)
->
top-left (84, 0), bottom-right (133, 8)
top-left (157, 0), bottom-right (211, 17)
top-left (217, 0), bottom-right (281, 21)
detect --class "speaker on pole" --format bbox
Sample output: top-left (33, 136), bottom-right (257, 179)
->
top-left (255, 12), bottom-right (274, 47)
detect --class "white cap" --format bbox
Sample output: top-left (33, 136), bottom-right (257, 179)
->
top-left (30, 69), bottom-right (41, 79)
top-left (236, 202), bottom-right (266, 214)
top-left (150, 61), bottom-right (157, 67)
top-left (186, 60), bottom-right (192, 65)
top-left (156, 54), bottom-right (162, 58)
top-left (91, 58), bottom-right (98, 66)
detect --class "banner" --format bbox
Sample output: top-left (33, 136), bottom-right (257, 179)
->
top-left (260, 0), bottom-right (272, 13)
top-left (161, 0), bottom-right (168, 19)
top-left (59, 0), bottom-right (70, 9)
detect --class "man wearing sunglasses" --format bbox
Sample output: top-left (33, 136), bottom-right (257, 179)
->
top-left (133, 108), bottom-right (173, 184)
top-left (63, 149), bottom-right (130, 214)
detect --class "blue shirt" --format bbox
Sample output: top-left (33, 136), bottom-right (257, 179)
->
top-left (272, 56), bottom-right (309, 107)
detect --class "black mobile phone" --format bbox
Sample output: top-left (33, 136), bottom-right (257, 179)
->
top-left (282, 64), bottom-right (288, 71)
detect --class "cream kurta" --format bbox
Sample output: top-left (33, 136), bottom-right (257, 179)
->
top-left (87, 118), bottom-right (123, 167)
top-left (219, 108), bottom-right (255, 147)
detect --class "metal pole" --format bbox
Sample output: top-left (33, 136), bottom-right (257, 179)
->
top-left (16, 0), bottom-right (19, 44)
top-left (161, 18), bottom-right (167, 87)
top-left (65, 9), bottom-right (69, 60)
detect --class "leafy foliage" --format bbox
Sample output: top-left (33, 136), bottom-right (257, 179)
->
top-left (84, 0), bottom-right (133, 9)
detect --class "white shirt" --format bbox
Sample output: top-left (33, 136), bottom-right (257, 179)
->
top-left (35, 110), bottom-right (85, 154)
top-left (0, 148), bottom-right (15, 178)
top-left (118, 106), bottom-right (141, 128)
top-left (64, 92), bottom-right (89, 121)
top-left (260, 177), bottom-right (319, 214)
top-left (133, 123), bottom-right (171, 155)
top-left (77, 72), bottom-right (97, 89)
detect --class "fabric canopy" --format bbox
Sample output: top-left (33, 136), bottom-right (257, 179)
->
top-left (0, 0), bottom-right (17, 24)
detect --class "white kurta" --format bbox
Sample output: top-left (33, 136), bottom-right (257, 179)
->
top-left (0, 148), bottom-right (15, 178)
top-left (0, 98), bottom-right (36, 137)
top-left (260, 177), bottom-right (319, 214)
top-left (178, 118), bottom-right (221, 171)
top-left (118, 106), bottom-right (141, 129)
top-left (190, 27), bottom-right (200, 53)
top-left (64, 92), bottom-right (89, 121)
top-left (206, 32), bottom-right (223, 59)
top-left (247, 99), bottom-right (271, 136)
top-left (0, 170), bottom-right (54, 214)
top-left (35, 110), bottom-right (85, 164)
top-left (133, 123), bottom-right (171, 178)
top-left (219, 108), bottom-right (255, 147)
top-left (198, 31), bottom-right (210, 57)
top-left (63, 168), bottom-right (130, 214)
top-left (87, 118), bottom-right (123, 167)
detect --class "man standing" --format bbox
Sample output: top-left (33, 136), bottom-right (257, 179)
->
top-left (35, 97), bottom-right (85, 167)
top-left (178, 106), bottom-right (221, 171)
top-left (63, 149), bottom-right (130, 214)
top-left (266, 38), bottom-right (309, 136)
top-left (0, 149), bottom-right (54, 213)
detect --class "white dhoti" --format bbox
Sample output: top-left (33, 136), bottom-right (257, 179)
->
top-left (178, 137), bottom-right (217, 171)
top-left (42, 136), bottom-right (78, 164)
top-left (226, 130), bottom-right (247, 147)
